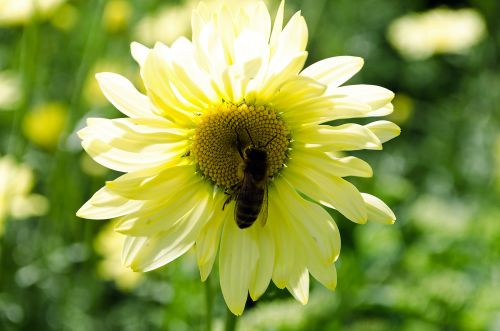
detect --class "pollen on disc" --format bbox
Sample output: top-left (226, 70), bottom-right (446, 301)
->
top-left (190, 102), bottom-right (290, 189)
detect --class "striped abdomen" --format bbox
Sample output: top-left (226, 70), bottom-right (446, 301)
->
top-left (235, 176), bottom-right (265, 228)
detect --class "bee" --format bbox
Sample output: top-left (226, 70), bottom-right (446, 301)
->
top-left (224, 128), bottom-right (277, 229)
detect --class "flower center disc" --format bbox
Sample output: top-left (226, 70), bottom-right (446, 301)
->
top-left (191, 102), bottom-right (289, 189)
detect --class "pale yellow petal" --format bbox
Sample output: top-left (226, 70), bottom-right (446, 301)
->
top-left (169, 38), bottom-right (219, 105)
top-left (249, 221), bottom-right (274, 301)
top-left (122, 235), bottom-right (148, 267)
top-left (330, 84), bottom-right (394, 110)
top-left (292, 149), bottom-right (373, 178)
top-left (362, 193), bottom-right (396, 224)
top-left (78, 117), bottom-right (189, 173)
top-left (216, 5), bottom-right (237, 65)
top-left (258, 51), bottom-right (308, 102)
top-left (130, 41), bottom-right (150, 67)
top-left (365, 120), bottom-right (401, 144)
top-left (76, 187), bottom-right (143, 220)
top-left (233, 29), bottom-right (268, 77)
top-left (286, 266), bottom-right (309, 305)
top-left (301, 56), bottom-right (364, 88)
top-left (369, 102), bottom-right (394, 117)
top-left (106, 164), bottom-right (197, 200)
top-left (128, 190), bottom-right (213, 272)
top-left (196, 193), bottom-right (227, 281)
top-left (192, 17), bottom-right (228, 79)
top-left (307, 259), bottom-right (337, 290)
top-left (273, 180), bottom-right (338, 291)
top-left (115, 180), bottom-right (210, 236)
top-left (271, 11), bottom-right (308, 59)
top-left (142, 48), bottom-right (197, 125)
top-left (153, 42), bottom-right (210, 109)
top-left (219, 204), bottom-right (259, 316)
top-left (285, 166), bottom-right (367, 224)
top-left (269, 184), bottom-right (312, 304)
top-left (274, 180), bottom-right (341, 263)
top-left (267, 195), bottom-right (295, 289)
top-left (269, 0), bottom-right (285, 47)
top-left (270, 76), bottom-right (326, 109)
top-left (96, 72), bottom-right (154, 118)
top-left (246, 1), bottom-right (271, 42)
top-left (294, 124), bottom-right (382, 152)
top-left (218, 57), bottom-right (263, 103)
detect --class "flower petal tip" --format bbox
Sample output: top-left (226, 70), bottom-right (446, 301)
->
top-left (228, 305), bottom-right (244, 316)
top-left (76, 202), bottom-right (95, 219)
top-left (75, 206), bottom-right (86, 218)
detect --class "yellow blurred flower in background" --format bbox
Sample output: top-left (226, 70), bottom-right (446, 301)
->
top-left (95, 221), bottom-right (142, 291)
top-left (0, 156), bottom-right (48, 236)
top-left (22, 102), bottom-right (67, 150)
top-left (389, 93), bottom-right (414, 125)
top-left (0, 0), bottom-right (66, 26)
top-left (50, 3), bottom-right (78, 31)
top-left (0, 71), bottom-right (21, 110)
top-left (387, 8), bottom-right (486, 60)
top-left (103, 0), bottom-right (133, 33)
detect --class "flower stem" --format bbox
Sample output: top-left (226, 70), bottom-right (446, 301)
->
top-left (204, 277), bottom-right (213, 331)
top-left (224, 309), bottom-right (238, 331)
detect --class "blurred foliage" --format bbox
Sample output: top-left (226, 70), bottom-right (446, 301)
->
top-left (0, 0), bottom-right (499, 330)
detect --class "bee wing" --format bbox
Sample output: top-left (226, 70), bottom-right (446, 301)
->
top-left (257, 184), bottom-right (268, 227)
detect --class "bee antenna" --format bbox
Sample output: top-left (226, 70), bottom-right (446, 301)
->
top-left (245, 127), bottom-right (256, 146)
top-left (263, 133), bottom-right (278, 147)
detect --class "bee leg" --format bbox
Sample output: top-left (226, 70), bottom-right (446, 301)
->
top-left (222, 196), bottom-right (231, 210)
top-left (222, 192), bottom-right (236, 210)
top-left (222, 184), bottom-right (240, 210)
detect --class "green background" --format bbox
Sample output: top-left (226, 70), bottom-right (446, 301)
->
top-left (0, 0), bottom-right (499, 330)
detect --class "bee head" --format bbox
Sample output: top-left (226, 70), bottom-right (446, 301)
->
top-left (244, 146), bottom-right (267, 160)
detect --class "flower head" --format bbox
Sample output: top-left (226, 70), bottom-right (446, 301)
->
top-left (387, 7), bottom-right (486, 60)
top-left (103, 0), bottom-right (132, 34)
top-left (77, 1), bottom-right (400, 315)
top-left (22, 101), bottom-right (67, 150)
top-left (95, 221), bottom-right (142, 291)
top-left (0, 0), bottom-right (66, 26)
top-left (0, 71), bottom-right (21, 110)
top-left (0, 155), bottom-right (48, 235)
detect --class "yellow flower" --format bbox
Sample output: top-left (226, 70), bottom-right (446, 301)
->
top-left (0, 155), bottom-right (48, 236)
top-left (77, 1), bottom-right (399, 315)
top-left (389, 93), bottom-right (414, 125)
top-left (103, 0), bottom-right (133, 33)
top-left (95, 221), bottom-right (142, 291)
top-left (0, 0), bottom-right (66, 26)
top-left (22, 102), bottom-right (67, 150)
top-left (50, 3), bottom-right (78, 31)
top-left (387, 7), bottom-right (486, 60)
